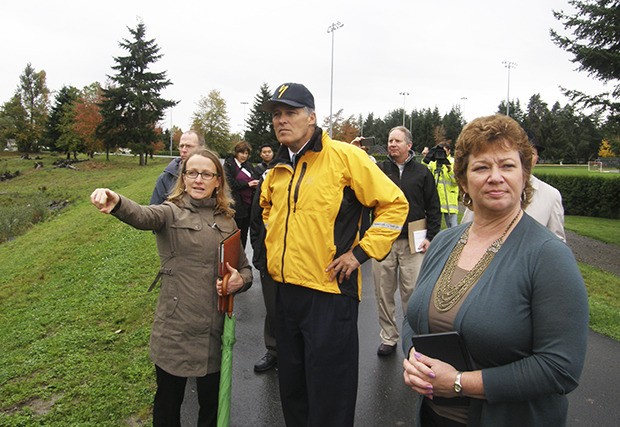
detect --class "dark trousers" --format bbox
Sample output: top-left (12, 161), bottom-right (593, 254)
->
top-left (276, 283), bottom-right (359, 427)
top-left (261, 270), bottom-right (277, 356)
top-left (153, 365), bottom-right (220, 427)
top-left (236, 215), bottom-right (251, 249)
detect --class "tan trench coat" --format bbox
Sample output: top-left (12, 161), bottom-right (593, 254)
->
top-left (113, 194), bottom-right (252, 377)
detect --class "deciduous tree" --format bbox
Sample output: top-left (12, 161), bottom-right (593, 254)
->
top-left (16, 63), bottom-right (50, 152)
top-left (191, 89), bottom-right (231, 156)
top-left (321, 109), bottom-right (359, 142)
top-left (73, 83), bottom-right (104, 157)
top-left (0, 95), bottom-right (27, 150)
top-left (598, 139), bottom-right (616, 157)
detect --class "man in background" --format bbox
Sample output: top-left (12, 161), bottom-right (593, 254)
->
top-left (250, 158), bottom-right (278, 373)
top-left (254, 143), bottom-right (274, 177)
top-left (150, 130), bottom-right (205, 204)
top-left (374, 126), bottom-right (441, 356)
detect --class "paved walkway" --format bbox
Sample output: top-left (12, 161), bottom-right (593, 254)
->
top-left (566, 230), bottom-right (620, 276)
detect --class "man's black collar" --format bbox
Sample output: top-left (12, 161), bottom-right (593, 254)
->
top-left (274, 126), bottom-right (323, 165)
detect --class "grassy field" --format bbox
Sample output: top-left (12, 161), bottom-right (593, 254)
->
top-left (0, 153), bottom-right (618, 425)
top-left (565, 216), bottom-right (620, 244)
top-left (534, 164), bottom-right (620, 178)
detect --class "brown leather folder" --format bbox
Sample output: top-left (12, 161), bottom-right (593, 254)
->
top-left (217, 229), bottom-right (241, 315)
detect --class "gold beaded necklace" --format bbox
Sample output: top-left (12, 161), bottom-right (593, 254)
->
top-left (433, 210), bottom-right (522, 312)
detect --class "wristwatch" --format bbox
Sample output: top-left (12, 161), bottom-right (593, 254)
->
top-left (454, 371), bottom-right (463, 394)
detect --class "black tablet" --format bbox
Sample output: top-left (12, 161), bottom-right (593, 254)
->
top-left (411, 331), bottom-right (474, 371)
top-left (410, 331), bottom-right (474, 406)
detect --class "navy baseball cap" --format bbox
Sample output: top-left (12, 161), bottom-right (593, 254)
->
top-left (261, 83), bottom-right (315, 112)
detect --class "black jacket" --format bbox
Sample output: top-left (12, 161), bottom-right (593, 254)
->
top-left (377, 152), bottom-right (441, 241)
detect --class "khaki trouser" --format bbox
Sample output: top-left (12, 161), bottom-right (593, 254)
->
top-left (372, 238), bottom-right (425, 346)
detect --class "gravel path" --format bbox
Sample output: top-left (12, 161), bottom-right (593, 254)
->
top-left (566, 230), bottom-right (620, 277)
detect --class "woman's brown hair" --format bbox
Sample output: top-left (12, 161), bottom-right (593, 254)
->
top-left (454, 114), bottom-right (533, 211)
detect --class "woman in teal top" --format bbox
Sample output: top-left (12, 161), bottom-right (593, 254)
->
top-left (402, 115), bottom-right (588, 427)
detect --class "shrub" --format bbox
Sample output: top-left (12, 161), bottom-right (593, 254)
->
top-left (0, 193), bottom-right (55, 243)
top-left (535, 173), bottom-right (620, 219)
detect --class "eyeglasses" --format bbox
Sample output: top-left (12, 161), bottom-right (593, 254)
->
top-left (184, 170), bottom-right (218, 181)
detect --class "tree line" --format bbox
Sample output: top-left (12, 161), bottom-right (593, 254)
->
top-left (1, 1), bottom-right (618, 164)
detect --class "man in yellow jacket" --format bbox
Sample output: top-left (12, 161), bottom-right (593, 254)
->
top-left (260, 83), bottom-right (408, 427)
top-left (425, 142), bottom-right (459, 228)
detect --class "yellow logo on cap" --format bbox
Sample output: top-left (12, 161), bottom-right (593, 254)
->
top-left (277, 85), bottom-right (289, 98)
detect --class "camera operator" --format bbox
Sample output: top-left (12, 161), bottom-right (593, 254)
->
top-left (425, 142), bottom-right (459, 228)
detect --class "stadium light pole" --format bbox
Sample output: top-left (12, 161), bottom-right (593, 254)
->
top-left (502, 61), bottom-right (517, 116)
top-left (327, 21), bottom-right (344, 138)
top-left (399, 92), bottom-right (409, 126)
top-left (240, 101), bottom-right (249, 134)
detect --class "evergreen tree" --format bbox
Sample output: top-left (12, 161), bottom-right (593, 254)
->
top-left (56, 100), bottom-right (84, 160)
top-left (191, 89), bottom-right (230, 156)
top-left (411, 108), bottom-right (442, 151)
top-left (44, 85), bottom-right (80, 153)
top-left (244, 83), bottom-right (274, 161)
top-left (551, 0), bottom-right (620, 123)
top-left (549, 105), bottom-right (578, 164)
top-left (98, 21), bottom-right (177, 164)
top-left (441, 106), bottom-right (465, 145)
top-left (523, 94), bottom-right (550, 138)
top-left (497, 99), bottom-right (526, 123)
top-left (574, 114), bottom-right (603, 162)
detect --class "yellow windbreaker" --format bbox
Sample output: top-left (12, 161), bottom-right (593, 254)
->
top-left (260, 128), bottom-right (408, 300)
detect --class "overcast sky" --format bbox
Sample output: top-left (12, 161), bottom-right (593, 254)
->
top-left (1, 0), bottom-right (608, 138)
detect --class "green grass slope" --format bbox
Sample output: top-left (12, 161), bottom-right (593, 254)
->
top-left (1, 155), bottom-right (165, 425)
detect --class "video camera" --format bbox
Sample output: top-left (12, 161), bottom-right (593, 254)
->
top-left (360, 137), bottom-right (375, 147)
top-left (423, 144), bottom-right (450, 166)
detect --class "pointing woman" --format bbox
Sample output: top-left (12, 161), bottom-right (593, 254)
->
top-left (91, 148), bottom-right (252, 427)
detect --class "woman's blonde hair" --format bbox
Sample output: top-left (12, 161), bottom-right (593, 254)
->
top-left (454, 114), bottom-right (533, 211)
top-left (167, 148), bottom-right (235, 217)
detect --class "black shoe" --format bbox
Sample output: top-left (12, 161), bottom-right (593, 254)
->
top-left (254, 353), bottom-right (277, 372)
top-left (377, 343), bottom-right (397, 356)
